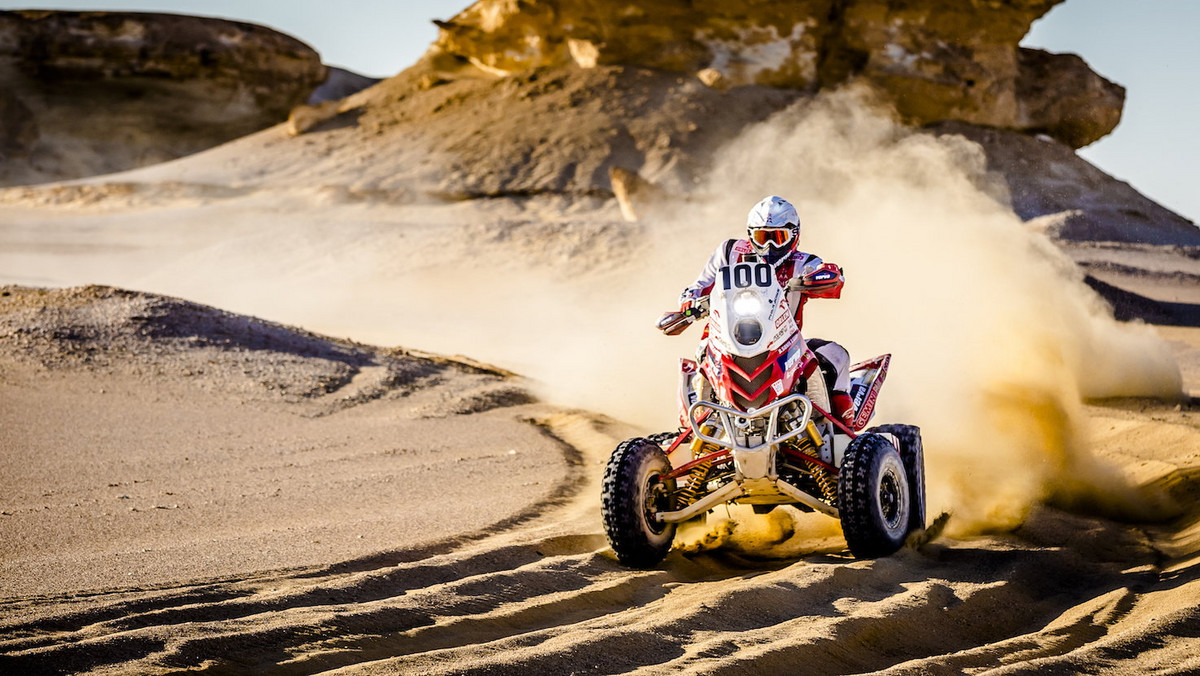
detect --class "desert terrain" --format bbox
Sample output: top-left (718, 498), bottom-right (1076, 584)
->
top-left (3, 1), bottom-right (1200, 674)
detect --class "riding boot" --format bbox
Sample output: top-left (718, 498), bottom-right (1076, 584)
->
top-left (831, 390), bottom-right (855, 427)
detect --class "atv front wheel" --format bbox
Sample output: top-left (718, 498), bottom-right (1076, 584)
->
top-left (838, 433), bottom-right (911, 559)
top-left (601, 437), bottom-right (677, 568)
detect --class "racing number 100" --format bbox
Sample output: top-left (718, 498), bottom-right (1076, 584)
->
top-left (720, 263), bottom-right (772, 290)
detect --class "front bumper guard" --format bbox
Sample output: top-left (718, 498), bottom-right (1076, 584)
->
top-left (687, 394), bottom-right (814, 457)
top-left (655, 394), bottom-right (839, 523)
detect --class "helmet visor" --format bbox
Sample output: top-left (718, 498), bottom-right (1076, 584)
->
top-left (750, 227), bottom-right (793, 249)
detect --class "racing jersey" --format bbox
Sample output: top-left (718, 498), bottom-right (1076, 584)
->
top-left (680, 238), bottom-right (844, 331)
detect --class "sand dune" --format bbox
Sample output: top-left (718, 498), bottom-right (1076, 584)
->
top-left (0, 286), bottom-right (568, 597)
top-left (1, 280), bottom-right (1198, 674)
top-left (2, 380), bottom-right (1198, 673)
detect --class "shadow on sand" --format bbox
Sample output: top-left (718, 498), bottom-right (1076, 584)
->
top-left (1085, 275), bottom-right (1200, 327)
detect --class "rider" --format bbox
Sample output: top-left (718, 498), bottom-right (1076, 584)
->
top-left (658, 195), bottom-right (856, 426)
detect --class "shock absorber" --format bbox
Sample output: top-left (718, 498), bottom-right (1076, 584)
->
top-left (800, 420), bottom-right (838, 504)
top-left (812, 466), bottom-right (838, 504)
top-left (675, 460), bottom-right (713, 507)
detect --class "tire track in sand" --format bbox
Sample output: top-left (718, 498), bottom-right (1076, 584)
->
top-left (2, 407), bottom-right (1198, 675)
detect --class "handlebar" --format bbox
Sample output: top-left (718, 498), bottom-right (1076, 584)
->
top-left (657, 296), bottom-right (710, 335)
top-left (787, 264), bottom-right (843, 295)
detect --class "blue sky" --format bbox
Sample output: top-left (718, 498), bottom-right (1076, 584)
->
top-left (1023, 0), bottom-right (1199, 227)
top-left (3, 0), bottom-right (1196, 226)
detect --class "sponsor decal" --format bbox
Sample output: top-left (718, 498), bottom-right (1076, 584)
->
top-left (783, 347), bottom-right (803, 373)
top-left (854, 387), bottom-right (881, 428)
top-left (853, 384), bottom-right (869, 410)
top-left (772, 381), bottom-right (785, 395)
top-left (781, 332), bottom-right (800, 351)
top-left (707, 353), bottom-right (723, 381)
top-left (711, 331), bottom-right (730, 352)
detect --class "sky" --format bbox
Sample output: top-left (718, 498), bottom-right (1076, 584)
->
top-left (2, 0), bottom-right (1196, 226)
top-left (1022, 0), bottom-right (1200, 227)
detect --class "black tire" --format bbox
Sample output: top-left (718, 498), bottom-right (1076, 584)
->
top-left (601, 437), bottom-right (677, 568)
top-left (869, 424), bottom-right (926, 533)
top-left (838, 433), bottom-right (911, 559)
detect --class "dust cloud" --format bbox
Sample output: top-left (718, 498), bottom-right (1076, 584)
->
top-left (6, 89), bottom-right (1181, 538)
top-left (635, 88), bottom-right (1183, 534)
top-left (324, 87), bottom-right (1184, 536)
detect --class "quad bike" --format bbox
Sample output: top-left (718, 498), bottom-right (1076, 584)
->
top-left (602, 260), bottom-right (925, 568)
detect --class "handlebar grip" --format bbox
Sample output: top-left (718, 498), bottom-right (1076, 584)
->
top-left (657, 310), bottom-right (692, 336)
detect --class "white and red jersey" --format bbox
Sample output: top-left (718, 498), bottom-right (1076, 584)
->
top-left (680, 238), bottom-right (844, 330)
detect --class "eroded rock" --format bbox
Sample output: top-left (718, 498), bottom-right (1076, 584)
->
top-left (308, 66), bottom-right (381, 105)
top-left (0, 11), bottom-right (327, 186)
top-left (0, 92), bottom-right (37, 156)
top-left (432, 0), bottom-right (1123, 148)
top-left (933, 122), bottom-right (1200, 246)
top-left (1015, 49), bottom-right (1125, 150)
top-left (610, 166), bottom-right (666, 222)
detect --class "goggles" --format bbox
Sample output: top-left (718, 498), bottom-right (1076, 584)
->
top-left (749, 226), bottom-right (794, 249)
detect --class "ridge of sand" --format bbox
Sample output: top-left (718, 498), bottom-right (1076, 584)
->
top-left (0, 285), bottom-right (570, 598)
top-left (1, 285), bottom-right (1200, 674)
top-left (1, 393), bottom-right (1197, 674)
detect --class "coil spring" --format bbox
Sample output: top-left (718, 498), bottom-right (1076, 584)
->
top-left (790, 426), bottom-right (838, 505)
top-left (812, 466), bottom-right (838, 504)
top-left (675, 460), bottom-right (712, 506)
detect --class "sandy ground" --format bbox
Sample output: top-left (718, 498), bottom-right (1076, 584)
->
top-left (1068, 243), bottom-right (1200, 399)
top-left (0, 367), bottom-right (573, 597)
top-left (0, 286), bottom-right (578, 599)
top-left (0, 272), bottom-right (1197, 674)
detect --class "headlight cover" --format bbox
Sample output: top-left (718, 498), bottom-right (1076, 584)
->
top-left (733, 319), bottom-right (763, 346)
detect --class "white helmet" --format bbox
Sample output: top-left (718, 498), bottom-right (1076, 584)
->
top-left (746, 195), bottom-right (801, 256)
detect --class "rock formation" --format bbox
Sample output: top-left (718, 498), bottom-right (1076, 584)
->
top-left (409, 0), bottom-right (1199, 245)
top-left (0, 11), bottom-right (328, 186)
top-left (1, 4), bottom-right (1188, 246)
top-left (308, 67), bottom-right (381, 105)
top-left (349, 64), bottom-right (803, 198)
top-left (934, 122), bottom-right (1200, 246)
top-left (432, 0), bottom-right (1123, 149)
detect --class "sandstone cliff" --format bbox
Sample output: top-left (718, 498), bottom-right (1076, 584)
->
top-left (432, 0), bottom-right (1123, 149)
top-left (0, 11), bottom-right (328, 186)
top-left (292, 60), bottom-right (1183, 245)
top-left (411, 0), bottom-right (1197, 245)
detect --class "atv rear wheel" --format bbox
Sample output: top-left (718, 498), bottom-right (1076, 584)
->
top-left (869, 424), bottom-right (926, 533)
top-left (838, 433), bottom-right (911, 559)
top-left (601, 438), bottom-right (677, 568)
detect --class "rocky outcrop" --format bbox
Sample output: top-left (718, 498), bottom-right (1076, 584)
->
top-left (0, 11), bottom-right (327, 186)
top-left (432, 0), bottom-right (1123, 149)
top-left (353, 64), bottom-right (802, 198)
top-left (1, 5), bottom-right (1179, 247)
top-left (934, 122), bottom-right (1200, 246)
top-left (0, 93), bottom-right (38, 155)
top-left (308, 67), bottom-right (381, 105)
top-left (1014, 49), bottom-right (1124, 150)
